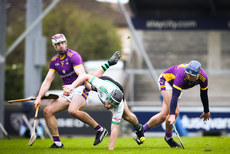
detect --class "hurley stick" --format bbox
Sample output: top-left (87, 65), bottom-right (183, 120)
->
top-left (172, 123), bottom-right (185, 149)
top-left (28, 105), bottom-right (40, 146)
top-left (8, 94), bottom-right (59, 103)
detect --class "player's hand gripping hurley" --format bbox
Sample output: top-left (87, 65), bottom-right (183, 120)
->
top-left (172, 123), bottom-right (185, 149)
top-left (28, 105), bottom-right (40, 146)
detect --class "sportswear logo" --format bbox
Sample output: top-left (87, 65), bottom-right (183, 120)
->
top-left (100, 129), bottom-right (106, 141)
top-left (113, 118), bottom-right (120, 122)
top-left (99, 86), bottom-right (108, 94)
top-left (61, 61), bottom-right (64, 66)
top-left (160, 79), bottom-right (164, 84)
top-left (67, 51), bottom-right (73, 57)
top-left (65, 59), bottom-right (69, 65)
top-left (60, 71), bottom-right (75, 78)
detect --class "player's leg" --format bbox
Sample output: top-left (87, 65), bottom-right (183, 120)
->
top-left (109, 51), bottom-right (121, 65)
top-left (143, 90), bottom-right (171, 132)
top-left (164, 96), bottom-right (181, 148)
top-left (43, 96), bottom-right (69, 148)
top-left (122, 100), bottom-right (145, 144)
top-left (68, 94), bottom-right (98, 127)
top-left (91, 51), bottom-right (121, 77)
top-left (164, 107), bottom-right (181, 147)
top-left (68, 93), bottom-right (107, 145)
top-left (122, 100), bottom-right (143, 133)
top-left (122, 100), bottom-right (139, 125)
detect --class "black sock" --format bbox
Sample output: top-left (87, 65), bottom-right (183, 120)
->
top-left (134, 123), bottom-right (142, 131)
top-left (101, 61), bottom-right (110, 71)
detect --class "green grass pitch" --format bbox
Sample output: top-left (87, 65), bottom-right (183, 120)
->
top-left (0, 136), bottom-right (230, 154)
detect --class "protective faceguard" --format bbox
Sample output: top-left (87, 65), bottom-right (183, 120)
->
top-left (185, 60), bottom-right (201, 81)
top-left (51, 34), bottom-right (67, 54)
top-left (107, 89), bottom-right (123, 107)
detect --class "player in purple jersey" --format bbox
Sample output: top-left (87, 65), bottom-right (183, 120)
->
top-left (34, 34), bottom-right (121, 148)
top-left (142, 60), bottom-right (211, 148)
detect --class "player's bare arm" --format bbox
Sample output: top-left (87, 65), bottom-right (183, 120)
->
top-left (34, 70), bottom-right (55, 107)
top-left (62, 64), bottom-right (85, 95)
top-left (62, 65), bottom-right (94, 95)
top-left (72, 74), bottom-right (93, 88)
top-left (109, 123), bottom-right (119, 150)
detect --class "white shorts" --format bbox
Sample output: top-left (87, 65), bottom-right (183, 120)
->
top-left (158, 74), bottom-right (182, 99)
top-left (61, 85), bottom-right (88, 102)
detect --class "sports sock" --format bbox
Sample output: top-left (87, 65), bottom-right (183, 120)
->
top-left (94, 124), bottom-right (103, 132)
top-left (165, 130), bottom-right (172, 141)
top-left (143, 123), bottom-right (150, 132)
top-left (53, 135), bottom-right (62, 146)
top-left (134, 123), bottom-right (142, 131)
top-left (101, 61), bottom-right (110, 71)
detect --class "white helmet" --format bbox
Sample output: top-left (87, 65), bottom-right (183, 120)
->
top-left (51, 34), bottom-right (67, 47)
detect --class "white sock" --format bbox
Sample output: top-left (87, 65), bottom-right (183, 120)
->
top-left (98, 127), bottom-right (103, 132)
top-left (54, 141), bottom-right (62, 147)
top-left (165, 136), bottom-right (172, 141)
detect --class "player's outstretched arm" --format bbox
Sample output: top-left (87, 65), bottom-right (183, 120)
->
top-left (109, 123), bottom-right (119, 150)
top-left (63, 74), bottom-right (93, 95)
top-left (34, 70), bottom-right (55, 107)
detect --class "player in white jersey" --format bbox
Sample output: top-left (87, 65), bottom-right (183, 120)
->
top-left (63, 64), bottom-right (145, 150)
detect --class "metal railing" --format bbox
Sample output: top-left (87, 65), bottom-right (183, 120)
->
top-left (118, 1), bottom-right (159, 105)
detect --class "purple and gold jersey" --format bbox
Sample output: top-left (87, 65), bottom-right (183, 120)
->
top-left (49, 48), bottom-right (84, 85)
top-left (160, 64), bottom-right (208, 91)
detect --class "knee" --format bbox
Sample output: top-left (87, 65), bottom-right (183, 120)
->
top-left (43, 107), bottom-right (52, 117)
top-left (160, 111), bottom-right (169, 121)
top-left (68, 108), bottom-right (80, 117)
top-left (161, 115), bottom-right (167, 122)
